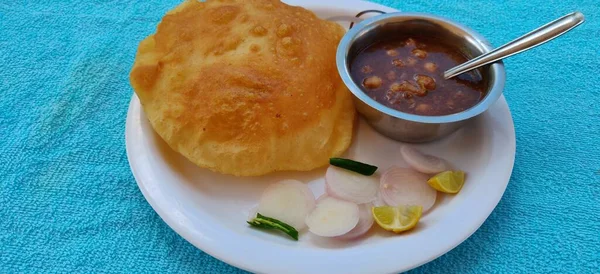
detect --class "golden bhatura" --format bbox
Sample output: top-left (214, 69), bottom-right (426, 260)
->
top-left (130, 0), bottom-right (356, 176)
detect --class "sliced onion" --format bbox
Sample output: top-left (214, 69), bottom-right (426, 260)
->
top-left (400, 145), bottom-right (450, 174)
top-left (334, 203), bottom-right (374, 240)
top-left (257, 179), bottom-right (316, 230)
top-left (380, 167), bottom-right (437, 212)
top-left (372, 192), bottom-right (386, 207)
top-left (316, 193), bottom-right (330, 203)
top-left (305, 196), bottom-right (360, 237)
top-left (325, 166), bottom-right (378, 204)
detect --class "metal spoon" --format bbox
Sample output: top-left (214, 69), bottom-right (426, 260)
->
top-left (444, 11), bottom-right (585, 79)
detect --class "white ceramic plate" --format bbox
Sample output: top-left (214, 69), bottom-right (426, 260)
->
top-left (126, 1), bottom-right (516, 273)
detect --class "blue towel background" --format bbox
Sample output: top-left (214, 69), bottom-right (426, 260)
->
top-left (1, 0), bottom-right (598, 273)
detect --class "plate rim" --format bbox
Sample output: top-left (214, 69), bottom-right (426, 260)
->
top-left (125, 1), bottom-right (516, 273)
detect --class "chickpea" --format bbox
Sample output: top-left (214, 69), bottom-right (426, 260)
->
top-left (392, 59), bottom-right (404, 67)
top-left (386, 71), bottom-right (397, 81)
top-left (412, 49), bottom-right (428, 59)
top-left (407, 57), bottom-right (417, 66)
top-left (415, 75), bottom-right (436, 90)
top-left (386, 49), bottom-right (399, 57)
top-left (415, 104), bottom-right (432, 114)
top-left (390, 81), bottom-right (423, 95)
top-left (424, 62), bottom-right (437, 72)
top-left (363, 76), bottom-right (382, 89)
top-left (361, 65), bottom-right (373, 74)
top-left (413, 88), bottom-right (427, 97)
top-left (405, 38), bottom-right (416, 46)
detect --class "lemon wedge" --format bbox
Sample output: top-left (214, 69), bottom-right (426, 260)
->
top-left (427, 170), bottom-right (466, 194)
top-left (372, 205), bottom-right (422, 233)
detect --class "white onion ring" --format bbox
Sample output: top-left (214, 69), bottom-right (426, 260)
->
top-left (380, 167), bottom-right (437, 212)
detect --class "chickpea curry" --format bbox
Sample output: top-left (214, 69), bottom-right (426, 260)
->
top-left (350, 37), bottom-right (486, 116)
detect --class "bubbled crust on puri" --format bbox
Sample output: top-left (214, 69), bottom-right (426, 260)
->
top-left (129, 0), bottom-right (356, 176)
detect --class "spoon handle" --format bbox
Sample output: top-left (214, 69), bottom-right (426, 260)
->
top-left (443, 11), bottom-right (585, 79)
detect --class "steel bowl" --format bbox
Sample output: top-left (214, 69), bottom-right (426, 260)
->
top-left (336, 12), bottom-right (506, 143)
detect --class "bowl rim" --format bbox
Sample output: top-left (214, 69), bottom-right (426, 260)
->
top-left (336, 12), bottom-right (506, 124)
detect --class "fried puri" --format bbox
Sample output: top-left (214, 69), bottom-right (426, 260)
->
top-left (129, 0), bottom-right (356, 176)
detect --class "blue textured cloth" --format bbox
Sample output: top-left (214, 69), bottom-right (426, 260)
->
top-left (1, 0), bottom-right (598, 273)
